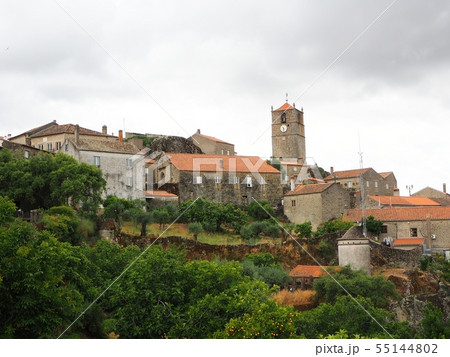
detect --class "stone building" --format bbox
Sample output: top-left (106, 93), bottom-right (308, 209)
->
top-left (271, 101), bottom-right (305, 162)
top-left (344, 206), bottom-right (450, 253)
top-left (63, 135), bottom-right (144, 200)
top-left (9, 122), bottom-right (117, 153)
top-left (338, 226), bottom-right (371, 274)
top-left (284, 182), bottom-right (350, 229)
top-left (0, 139), bottom-right (44, 159)
top-left (413, 186), bottom-right (450, 206)
top-left (189, 129), bottom-right (235, 155)
top-left (289, 265), bottom-right (336, 290)
top-left (324, 167), bottom-right (397, 208)
top-left (147, 152), bottom-right (282, 207)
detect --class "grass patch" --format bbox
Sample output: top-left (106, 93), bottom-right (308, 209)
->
top-left (274, 289), bottom-right (316, 306)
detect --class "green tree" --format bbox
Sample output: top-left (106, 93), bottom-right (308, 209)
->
top-left (313, 265), bottom-right (400, 308)
top-left (0, 150), bottom-right (105, 211)
top-left (0, 196), bottom-right (16, 226)
top-left (152, 208), bottom-right (170, 229)
top-left (39, 205), bottom-right (82, 245)
top-left (418, 302), bottom-right (450, 338)
top-left (366, 215), bottom-right (383, 236)
top-left (295, 221), bottom-right (313, 239)
top-left (102, 196), bottom-right (135, 236)
top-left (314, 218), bottom-right (353, 237)
top-left (0, 208), bottom-right (96, 338)
top-left (294, 296), bottom-right (412, 338)
top-left (246, 200), bottom-right (274, 220)
top-left (188, 222), bottom-right (203, 241)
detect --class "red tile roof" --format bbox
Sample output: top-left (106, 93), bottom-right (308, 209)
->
top-left (31, 124), bottom-right (111, 138)
top-left (274, 102), bottom-right (295, 111)
top-left (368, 196), bottom-right (440, 206)
top-left (285, 182), bottom-right (334, 196)
top-left (166, 153), bottom-right (280, 174)
top-left (290, 265), bottom-right (337, 278)
top-left (193, 132), bottom-right (232, 145)
top-left (393, 238), bottom-right (425, 246)
top-left (345, 206), bottom-right (450, 222)
top-left (145, 190), bottom-right (178, 198)
top-left (324, 168), bottom-right (371, 180)
top-left (379, 171), bottom-right (394, 179)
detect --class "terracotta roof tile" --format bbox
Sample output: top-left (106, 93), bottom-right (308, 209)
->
top-left (289, 265), bottom-right (338, 278)
top-left (285, 183), bottom-right (334, 196)
top-left (165, 153), bottom-right (280, 174)
top-left (9, 121), bottom-right (58, 140)
top-left (274, 102), bottom-right (295, 111)
top-left (31, 124), bottom-right (111, 138)
top-left (345, 206), bottom-right (450, 222)
top-left (368, 196), bottom-right (440, 206)
top-left (393, 238), bottom-right (425, 246)
top-left (324, 168), bottom-right (371, 180)
top-left (73, 138), bottom-right (139, 154)
top-left (379, 171), bottom-right (394, 179)
top-left (193, 132), bottom-right (232, 145)
top-left (145, 190), bottom-right (178, 198)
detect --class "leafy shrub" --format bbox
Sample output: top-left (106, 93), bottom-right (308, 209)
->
top-left (316, 240), bottom-right (334, 261)
top-left (246, 200), bottom-right (274, 220)
top-left (295, 221), bottom-right (313, 238)
top-left (315, 218), bottom-right (353, 237)
top-left (366, 215), bottom-right (383, 235)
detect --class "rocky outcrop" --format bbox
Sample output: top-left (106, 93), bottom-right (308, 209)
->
top-left (389, 282), bottom-right (450, 329)
top-left (149, 136), bottom-right (202, 154)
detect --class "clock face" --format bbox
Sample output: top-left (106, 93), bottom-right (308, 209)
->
top-left (280, 124), bottom-right (287, 133)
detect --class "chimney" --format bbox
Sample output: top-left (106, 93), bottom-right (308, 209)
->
top-left (196, 129), bottom-right (201, 134)
top-left (102, 125), bottom-right (107, 135)
top-left (426, 215), bottom-right (432, 250)
top-left (119, 130), bottom-right (123, 142)
top-left (443, 183), bottom-right (447, 194)
top-left (330, 166), bottom-right (334, 175)
top-left (290, 178), bottom-right (295, 192)
top-left (75, 124), bottom-right (79, 145)
top-left (393, 188), bottom-right (400, 197)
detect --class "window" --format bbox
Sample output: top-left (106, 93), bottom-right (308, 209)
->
top-left (291, 200), bottom-right (296, 207)
top-left (234, 176), bottom-right (239, 184)
top-left (126, 158), bottom-right (133, 168)
top-left (24, 150), bottom-right (30, 159)
top-left (226, 150), bottom-right (230, 155)
top-left (56, 142), bottom-right (62, 150)
top-left (65, 143), bottom-right (69, 152)
top-left (93, 156), bottom-right (100, 167)
top-left (221, 149), bottom-right (224, 155)
top-left (294, 167), bottom-right (297, 172)
top-left (410, 228), bottom-right (418, 237)
top-left (381, 225), bottom-right (388, 234)
top-left (215, 177), bottom-right (221, 184)
top-left (281, 112), bottom-right (286, 123)
top-left (126, 177), bottom-right (132, 187)
top-left (348, 181), bottom-right (353, 188)
top-left (375, 181), bottom-right (378, 188)
top-left (38, 144), bottom-right (43, 150)
top-left (195, 176), bottom-right (202, 184)
top-left (246, 176), bottom-right (252, 188)
top-left (366, 181), bottom-right (370, 188)
top-left (260, 177), bottom-right (265, 185)
top-left (47, 143), bottom-right (52, 151)
top-left (386, 184), bottom-right (389, 190)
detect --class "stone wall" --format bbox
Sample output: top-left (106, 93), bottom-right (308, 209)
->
top-left (174, 171), bottom-right (282, 207)
top-left (369, 240), bottom-right (422, 268)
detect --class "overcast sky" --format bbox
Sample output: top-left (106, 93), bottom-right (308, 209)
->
top-left (1, 0), bottom-right (449, 195)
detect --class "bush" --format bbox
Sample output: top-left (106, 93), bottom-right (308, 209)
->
top-left (188, 222), bottom-right (203, 240)
top-left (246, 200), bottom-right (274, 220)
top-left (295, 221), bottom-right (313, 239)
top-left (315, 219), bottom-right (353, 237)
top-left (366, 215), bottom-right (383, 235)
top-left (316, 240), bottom-right (334, 261)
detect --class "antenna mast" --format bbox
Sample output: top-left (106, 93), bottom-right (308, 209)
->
top-left (358, 135), bottom-right (367, 237)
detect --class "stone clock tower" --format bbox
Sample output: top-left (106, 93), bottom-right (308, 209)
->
top-left (271, 100), bottom-right (306, 162)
